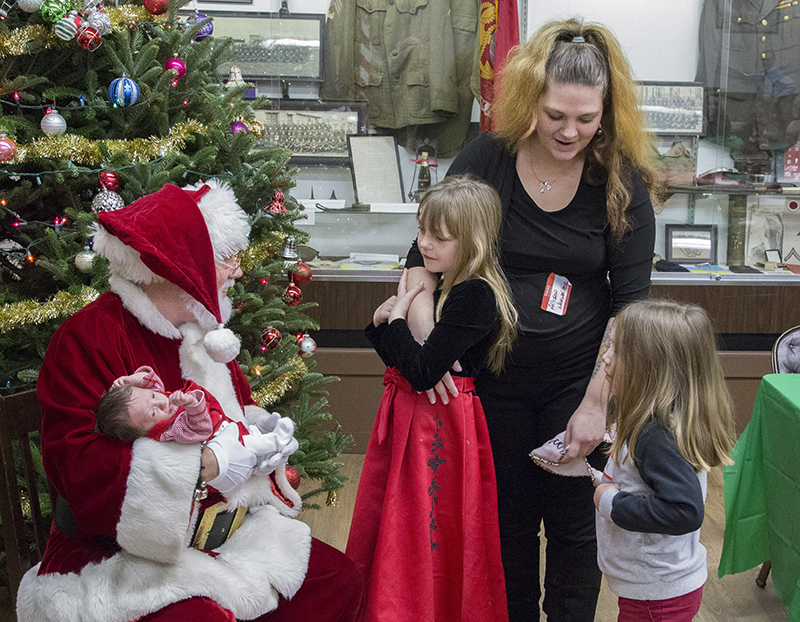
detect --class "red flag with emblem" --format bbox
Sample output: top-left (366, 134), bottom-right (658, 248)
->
top-left (478, 0), bottom-right (520, 131)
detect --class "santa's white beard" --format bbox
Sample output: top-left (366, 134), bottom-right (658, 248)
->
top-left (181, 281), bottom-right (234, 329)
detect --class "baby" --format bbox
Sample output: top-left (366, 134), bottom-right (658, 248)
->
top-left (96, 366), bottom-right (296, 473)
top-left (96, 366), bottom-right (231, 443)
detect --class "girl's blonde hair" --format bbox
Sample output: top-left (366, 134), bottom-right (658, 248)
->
top-left (417, 175), bottom-right (518, 374)
top-left (607, 299), bottom-right (735, 471)
top-left (493, 17), bottom-right (660, 241)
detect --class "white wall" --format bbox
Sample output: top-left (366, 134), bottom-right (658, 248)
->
top-left (526, 1), bottom-right (703, 83)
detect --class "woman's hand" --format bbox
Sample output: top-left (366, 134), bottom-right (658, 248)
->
top-left (562, 403), bottom-right (607, 464)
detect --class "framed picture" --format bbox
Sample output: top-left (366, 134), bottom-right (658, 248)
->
top-left (665, 224), bottom-right (717, 264)
top-left (253, 100), bottom-right (367, 165)
top-left (347, 135), bottom-right (406, 204)
top-left (637, 82), bottom-right (704, 135)
top-left (204, 12), bottom-right (324, 81)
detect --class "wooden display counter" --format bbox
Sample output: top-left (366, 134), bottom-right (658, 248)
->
top-left (304, 271), bottom-right (792, 452)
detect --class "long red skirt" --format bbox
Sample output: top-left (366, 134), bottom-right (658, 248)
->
top-left (346, 368), bottom-right (508, 622)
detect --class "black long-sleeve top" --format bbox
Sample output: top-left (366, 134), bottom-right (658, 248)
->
top-left (407, 132), bottom-right (655, 382)
top-left (365, 279), bottom-right (498, 392)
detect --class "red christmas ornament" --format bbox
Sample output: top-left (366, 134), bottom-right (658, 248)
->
top-left (281, 284), bottom-right (302, 306)
top-left (288, 261), bottom-right (312, 286)
top-left (98, 170), bottom-right (120, 192)
top-left (285, 465), bottom-right (301, 489)
top-left (76, 25), bottom-right (102, 51)
top-left (266, 188), bottom-right (288, 215)
top-left (261, 326), bottom-right (282, 350)
top-left (164, 55), bottom-right (187, 86)
top-left (143, 0), bottom-right (167, 15)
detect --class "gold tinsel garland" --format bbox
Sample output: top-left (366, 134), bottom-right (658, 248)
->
top-left (251, 357), bottom-right (308, 407)
top-left (10, 119), bottom-right (207, 165)
top-left (239, 234), bottom-right (287, 272)
top-left (0, 286), bottom-right (99, 333)
top-left (0, 6), bottom-right (165, 60)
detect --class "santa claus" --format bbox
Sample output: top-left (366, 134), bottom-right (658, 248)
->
top-left (18, 181), bottom-right (364, 621)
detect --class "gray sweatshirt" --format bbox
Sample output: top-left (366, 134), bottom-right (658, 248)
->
top-left (596, 420), bottom-right (707, 600)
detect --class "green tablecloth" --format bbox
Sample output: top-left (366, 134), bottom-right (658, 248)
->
top-left (719, 374), bottom-right (800, 620)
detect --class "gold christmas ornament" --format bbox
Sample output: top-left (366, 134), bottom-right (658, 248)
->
top-left (225, 66), bottom-right (246, 88)
top-left (247, 119), bottom-right (265, 140)
top-left (326, 489), bottom-right (339, 507)
top-left (0, 286), bottom-right (99, 333)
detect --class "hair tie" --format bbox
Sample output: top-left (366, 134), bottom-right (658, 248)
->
top-left (572, 36), bottom-right (585, 43)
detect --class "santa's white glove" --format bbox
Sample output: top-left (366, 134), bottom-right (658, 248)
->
top-left (206, 423), bottom-right (256, 494)
top-left (245, 417), bottom-right (299, 474)
top-left (254, 411), bottom-right (281, 434)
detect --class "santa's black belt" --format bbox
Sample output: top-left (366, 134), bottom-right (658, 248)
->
top-left (191, 502), bottom-right (247, 550)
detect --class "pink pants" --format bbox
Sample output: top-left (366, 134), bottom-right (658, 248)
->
top-left (618, 585), bottom-right (703, 622)
top-left (136, 539), bottom-right (364, 622)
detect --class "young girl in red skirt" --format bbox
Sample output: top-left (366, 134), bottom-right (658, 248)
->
top-left (346, 175), bottom-right (518, 622)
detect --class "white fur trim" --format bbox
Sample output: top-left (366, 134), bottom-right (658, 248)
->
top-left (93, 223), bottom-right (165, 285)
top-left (117, 439), bottom-right (199, 561)
top-left (204, 326), bottom-right (241, 363)
top-left (183, 179), bottom-right (250, 260)
top-left (16, 505), bottom-right (310, 622)
top-left (109, 275), bottom-right (183, 340)
top-left (224, 462), bottom-right (302, 517)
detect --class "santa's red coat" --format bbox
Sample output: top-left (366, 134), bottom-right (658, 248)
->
top-left (20, 286), bottom-right (310, 622)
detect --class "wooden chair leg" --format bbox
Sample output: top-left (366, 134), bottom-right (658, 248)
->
top-left (756, 561), bottom-right (771, 588)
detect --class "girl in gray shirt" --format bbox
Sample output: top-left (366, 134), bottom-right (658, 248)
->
top-left (594, 299), bottom-right (736, 621)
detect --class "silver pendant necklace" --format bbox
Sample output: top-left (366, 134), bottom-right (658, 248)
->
top-left (529, 150), bottom-right (576, 193)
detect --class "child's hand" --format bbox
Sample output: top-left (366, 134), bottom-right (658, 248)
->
top-left (169, 390), bottom-right (198, 408)
top-left (373, 295), bottom-right (398, 326)
top-left (388, 281), bottom-right (426, 323)
top-left (111, 371), bottom-right (148, 388)
top-left (593, 483), bottom-right (620, 510)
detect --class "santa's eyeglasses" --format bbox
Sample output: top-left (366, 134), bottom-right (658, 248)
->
top-left (218, 254), bottom-right (240, 270)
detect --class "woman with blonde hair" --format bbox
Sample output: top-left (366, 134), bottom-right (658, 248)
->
top-left (347, 175), bottom-right (517, 622)
top-left (404, 17), bottom-right (658, 622)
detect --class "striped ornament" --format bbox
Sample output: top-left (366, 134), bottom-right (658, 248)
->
top-left (54, 11), bottom-right (80, 40)
top-left (108, 76), bottom-right (140, 107)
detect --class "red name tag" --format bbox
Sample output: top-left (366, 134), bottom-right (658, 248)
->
top-left (541, 273), bottom-right (572, 316)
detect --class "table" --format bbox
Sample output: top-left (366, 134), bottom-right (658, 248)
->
top-left (719, 373), bottom-right (800, 620)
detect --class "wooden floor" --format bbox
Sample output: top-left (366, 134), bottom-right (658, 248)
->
top-left (299, 454), bottom-right (789, 622)
top-left (2, 456), bottom-right (787, 621)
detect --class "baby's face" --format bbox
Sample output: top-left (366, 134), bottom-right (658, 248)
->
top-left (128, 386), bottom-right (174, 434)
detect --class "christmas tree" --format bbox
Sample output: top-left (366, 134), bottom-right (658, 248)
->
top-left (0, 0), bottom-right (351, 509)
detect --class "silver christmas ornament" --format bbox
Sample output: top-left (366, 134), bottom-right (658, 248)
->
top-left (85, 9), bottom-right (110, 35)
top-left (40, 108), bottom-right (67, 135)
top-left (16, 0), bottom-right (43, 12)
top-left (91, 187), bottom-right (125, 212)
top-left (74, 246), bottom-right (97, 273)
top-left (225, 66), bottom-right (246, 88)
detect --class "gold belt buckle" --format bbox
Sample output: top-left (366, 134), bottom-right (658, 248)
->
top-left (191, 502), bottom-right (247, 550)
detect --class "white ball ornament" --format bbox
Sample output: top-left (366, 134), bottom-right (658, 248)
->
top-left (40, 108), bottom-right (67, 135)
top-left (74, 246), bottom-right (97, 273)
top-left (299, 333), bottom-right (317, 358)
top-left (16, 0), bottom-right (43, 12)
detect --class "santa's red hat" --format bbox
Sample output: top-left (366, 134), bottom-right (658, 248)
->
top-left (94, 180), bottom-right (250, 363)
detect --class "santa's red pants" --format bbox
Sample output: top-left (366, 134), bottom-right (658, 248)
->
top-left (137, 539), bottom-right (364, 622)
